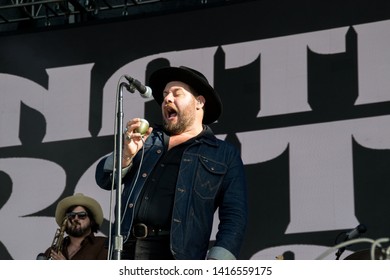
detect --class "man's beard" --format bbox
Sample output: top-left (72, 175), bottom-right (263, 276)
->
top-left (163, 105), bottom-right (196, 135)
top-left (66, 222), bottom-right (90, 237)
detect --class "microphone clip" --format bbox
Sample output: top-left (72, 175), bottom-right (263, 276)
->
top-left (124, 82), bottom-right (136, 93)
top-left (123, 75), bottom-right (152, 98)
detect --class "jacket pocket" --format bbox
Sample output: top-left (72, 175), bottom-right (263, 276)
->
top-left (194, 155), bottom-right (227, 199)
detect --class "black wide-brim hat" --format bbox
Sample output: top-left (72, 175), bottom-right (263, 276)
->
top-left (148, 66), bottom-right (222, 124)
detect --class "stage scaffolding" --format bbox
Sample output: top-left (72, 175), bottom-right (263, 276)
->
top-left (0, 0), bottom-right (250, 33)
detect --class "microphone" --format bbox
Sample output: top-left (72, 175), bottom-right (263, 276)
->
top-left (335, 224), bottom-right (367, 259)
top-left (345, 224), bottom-right (367, 240)
top-left (124, 75), bottom-right (152, 98)
top-left (135, 119), bottom-right (149, 136)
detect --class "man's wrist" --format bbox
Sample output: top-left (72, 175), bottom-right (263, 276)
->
top-left (122, 154), bottom-right (133, 168)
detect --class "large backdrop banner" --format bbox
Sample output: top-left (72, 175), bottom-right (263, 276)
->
top-left (1, 0), bottom-right (390, 260)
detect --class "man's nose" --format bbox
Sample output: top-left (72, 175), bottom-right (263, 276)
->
top-left (164, 93), bottom-right (174, 104)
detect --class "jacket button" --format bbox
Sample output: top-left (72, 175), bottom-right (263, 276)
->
top-left (157, 149), bottom-right (162, 154)
top-left (128, 203), bottom-right (134, 208)
top-left (142, 173), bottom-right (147, 178)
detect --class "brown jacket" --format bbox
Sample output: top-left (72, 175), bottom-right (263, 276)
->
top-left (44, 232), bottom-right (108, 260)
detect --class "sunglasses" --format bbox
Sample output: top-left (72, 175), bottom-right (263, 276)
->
top-left (66, 211), bottom-right (88, 220)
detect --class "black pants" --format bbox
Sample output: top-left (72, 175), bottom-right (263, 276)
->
top-left (121, 236), bottom-right (174, 260)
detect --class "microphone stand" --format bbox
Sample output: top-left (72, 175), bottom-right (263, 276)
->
top-left (112, 80), bottom-right (130, 260)
top-left (335, 246), bottom-right (345, 260)
top-left (334, 231), bottom-right (347, 260)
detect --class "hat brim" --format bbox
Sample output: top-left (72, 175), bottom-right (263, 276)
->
top-left (55, 193), bottom-right (104, 227)
top-left (148, 66), bottom-right (222, 124)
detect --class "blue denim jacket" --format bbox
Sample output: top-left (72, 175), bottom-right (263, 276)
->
top-left (95, 126), bottom-right (248, 259)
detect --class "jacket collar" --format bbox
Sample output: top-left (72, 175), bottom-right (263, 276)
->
top-left (154, 124), bottom-right (219, 147)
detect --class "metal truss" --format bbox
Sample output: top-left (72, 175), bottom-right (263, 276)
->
top-left (0, 0), bottom-right (250, 32)
top-left (0, 0), bottom-right (162, 27)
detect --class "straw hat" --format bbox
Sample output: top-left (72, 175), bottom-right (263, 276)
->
top-left (55, 193), bottom-right (103, 226)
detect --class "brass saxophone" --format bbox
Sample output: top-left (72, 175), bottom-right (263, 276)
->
top-left (48, 216), bottom-right (68, 259)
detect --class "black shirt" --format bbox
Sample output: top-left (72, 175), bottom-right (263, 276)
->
top-left (134, 131), bottom-right (199, 229)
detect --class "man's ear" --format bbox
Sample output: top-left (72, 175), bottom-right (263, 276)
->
top-left (196, 96), bottom-right (205, 109)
